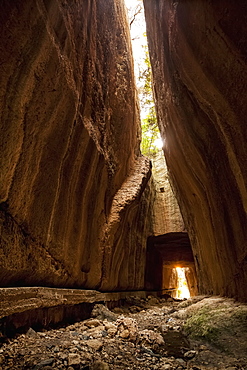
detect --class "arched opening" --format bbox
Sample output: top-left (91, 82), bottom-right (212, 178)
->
top-left (145, 232), bottom-right (198, 298)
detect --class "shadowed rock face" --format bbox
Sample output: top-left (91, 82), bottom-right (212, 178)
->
top-left (144, 0), bottom-right (247, 300)
top-left (0, 0), bottom-right (153, 290)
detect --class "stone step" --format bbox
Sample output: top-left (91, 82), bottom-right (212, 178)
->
top-left (0, 287), bottom-right (147, 337)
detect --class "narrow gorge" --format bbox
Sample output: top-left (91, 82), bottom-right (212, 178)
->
top-left (0, 0), bottom-right (246, 368)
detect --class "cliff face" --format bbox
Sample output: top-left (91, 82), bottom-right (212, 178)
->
top-left (144, 0), bottom-right (247, 300)
top-left (151, 151), bottom-right (185, 235)
top-left (0, 0), bottom-right (153, 290)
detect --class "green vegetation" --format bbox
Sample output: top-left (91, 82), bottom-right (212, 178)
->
top-left (183, 299), bottom-right (247, 354)
top-left (125, 1), bottom-right (161, 158)
top-left (184, 306), bottom-right (220, 343)
top-left (141, 106), bottom-right (160, 158)
top-left (138, 46), bottom-right (160, 158)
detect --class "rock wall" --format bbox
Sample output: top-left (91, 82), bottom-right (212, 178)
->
top-left (151, 151), bottom-right (185, 235)
top-left (144, 0), bottom-right (247, 300)
top-left (0, 0), bottom-right (153, 290)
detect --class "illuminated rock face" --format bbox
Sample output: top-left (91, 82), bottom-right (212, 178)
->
top-left (144, 0), bottom-right (247, 301)
top-left (0, 0), bottom-right (153, 290)
top-left (152, 151), bottom-right (185, 235)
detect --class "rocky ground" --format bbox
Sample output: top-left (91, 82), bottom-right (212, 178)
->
top-left (0, 295), bottom-right (246, 369)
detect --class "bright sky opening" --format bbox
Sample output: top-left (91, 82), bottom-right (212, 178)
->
top-left (124, 0), bottom-right (147, 79)
top-left (124, 0), bottom-right (164, 153)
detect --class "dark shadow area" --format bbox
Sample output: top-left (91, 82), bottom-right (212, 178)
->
top-left (0, 302), bottom-right (95, 341)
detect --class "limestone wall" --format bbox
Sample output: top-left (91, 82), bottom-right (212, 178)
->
top-left (0, 0), bottom-right (153, 290)
top-left (144, 0), bottom-right (247, 301)
top-left (151, 151), bottom-right (185, 235)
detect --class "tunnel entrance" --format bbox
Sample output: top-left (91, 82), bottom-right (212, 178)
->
top-left (145, 232), bottom-right (198, 298)
top-left (174, 267), bottom-right (190, 299)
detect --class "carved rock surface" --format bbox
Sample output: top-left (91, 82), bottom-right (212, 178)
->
top-left (152, 151), bottom-right (185, 235)
top-left (0, 287), bottom-right (147, 336)
top-left (0, 0), bottom-right (153, 290)
top-left (0, 287), bottom-right (146, 319)
top-left (144, 0), bottom-right (247, 300)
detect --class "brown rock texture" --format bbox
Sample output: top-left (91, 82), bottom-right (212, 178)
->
top-left (151, 151), bottom-right (185, 235)
top-left (0, 287), bottom-right (147, 335)
top-left (0, 0), bottom-right (153, 290)
top-left (100, 156), bottom-right (154, 291)
top-left (0, 287), bottom-right (146, 320)
top-left (144, 0), bottom-right (247, 300)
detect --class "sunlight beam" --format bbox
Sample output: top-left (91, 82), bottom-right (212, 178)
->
top-left (176, 267), bottom-right (190, 299)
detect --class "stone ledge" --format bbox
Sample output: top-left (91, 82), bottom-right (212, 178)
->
top-left (0, 287), bottom-right (146, 319)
